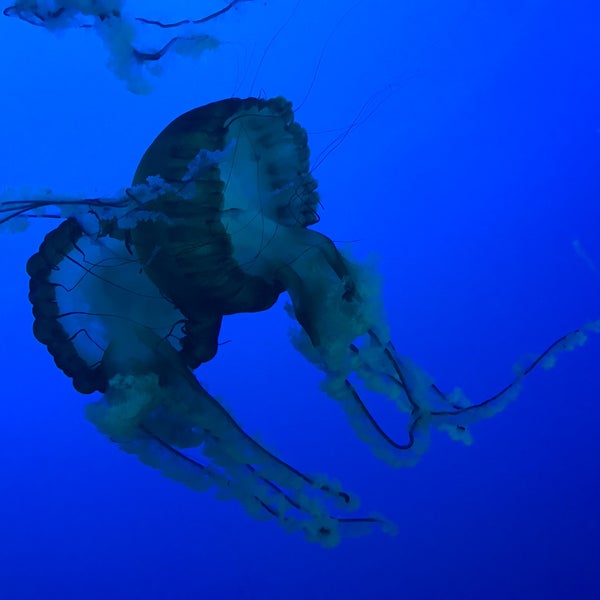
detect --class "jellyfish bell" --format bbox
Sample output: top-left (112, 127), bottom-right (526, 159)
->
top-left (128, 96), bottom-right (324, 363)
top-left (1, 95), bottom-right (597, 546)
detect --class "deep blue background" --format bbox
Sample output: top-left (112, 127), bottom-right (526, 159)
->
top-left (1, 1), bottom-right (599, 598)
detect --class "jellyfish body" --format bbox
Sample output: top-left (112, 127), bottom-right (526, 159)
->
top-left (2, 96), bottom-right (596, 545)
top-left (21, 97), bottom-right (397, 545)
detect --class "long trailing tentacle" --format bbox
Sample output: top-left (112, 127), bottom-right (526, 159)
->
top-left (87, 328), bottom-right (395, 547)
top-left (327, 325), bottom-right (598, 467)
top-left (286, 243), bottom-right (599, 467)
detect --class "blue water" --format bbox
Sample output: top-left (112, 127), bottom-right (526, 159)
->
top-left (1, 1), bottom-right (599, 598)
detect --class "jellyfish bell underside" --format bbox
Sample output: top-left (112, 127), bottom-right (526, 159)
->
top-left (5, 96), bottom-right (596, 546)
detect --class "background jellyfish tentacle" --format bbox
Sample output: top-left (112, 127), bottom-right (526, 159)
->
top-left (3, 0), bottom-right (257, 94)
top-left (1, 94), bottom-right (597, 546)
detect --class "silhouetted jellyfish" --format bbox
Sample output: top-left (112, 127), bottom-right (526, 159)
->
top-left (1, 96), bottom-right (597, 546)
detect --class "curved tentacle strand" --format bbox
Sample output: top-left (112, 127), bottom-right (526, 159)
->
top-left (284, 241), bottom-right (599, 466)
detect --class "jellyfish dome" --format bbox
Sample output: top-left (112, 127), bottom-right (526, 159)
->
top-left (1, 95), bottom-right (596, 546)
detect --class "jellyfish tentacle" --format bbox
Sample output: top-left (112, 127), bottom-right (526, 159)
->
top-left (0, 195), bottom-right (127, 231)
top-left (428, 324), bottom-right (599, 427)
top-left (127, 332), bottom-right (360, 510)
top-left (135, 423), bottom-right (314, 523)
top-left (4, 0), bottom-right (244, 94)
top-left (365, 324), bottom-right (599, 435)
top-left (138, 423), bottom-right (393, 546)
top-left (285, 237), bottom-right (599, 465)
top-left (135, 0), bottom-right (250, 28)
top-left (87, 326), bottom-right (391, 547)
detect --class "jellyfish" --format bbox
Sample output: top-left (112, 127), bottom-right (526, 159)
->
top-left (0, 95), bottom-right (597, 546)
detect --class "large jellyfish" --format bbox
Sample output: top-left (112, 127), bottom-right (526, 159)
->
top-left (1, 96), bottom-right (596, 546)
